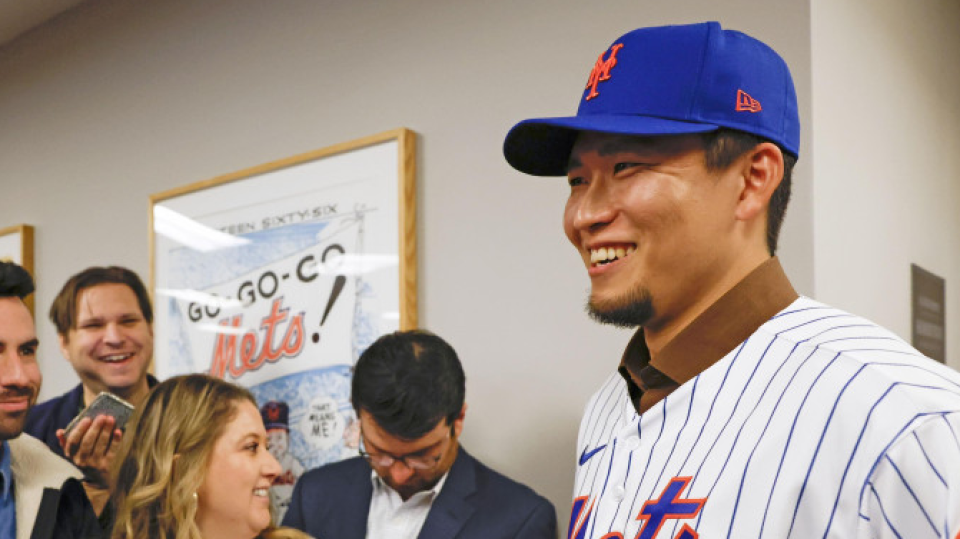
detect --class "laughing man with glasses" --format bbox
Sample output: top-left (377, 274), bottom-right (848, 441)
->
top-left (282, 330), bottom-right (557, 539)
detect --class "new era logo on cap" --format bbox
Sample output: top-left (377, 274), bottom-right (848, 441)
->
top-left (503, 22), bottom-right (800, 176)
top-left (736, 89), bottom-right (762, 113)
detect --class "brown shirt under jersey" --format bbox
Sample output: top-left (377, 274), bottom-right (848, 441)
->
top-left (618, 257), bottom-right (799, 414)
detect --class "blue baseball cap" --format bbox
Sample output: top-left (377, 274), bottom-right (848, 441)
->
top-left (503, 22), bottom-right (800, 176)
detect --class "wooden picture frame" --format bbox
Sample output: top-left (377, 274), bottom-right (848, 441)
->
top-left (148, 129), bottom-right (417, 501)
top-left (150, 128), bottom-right (417, 379)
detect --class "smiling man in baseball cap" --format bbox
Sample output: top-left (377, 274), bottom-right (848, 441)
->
top-left (505, 21), bottom-right (960, 538)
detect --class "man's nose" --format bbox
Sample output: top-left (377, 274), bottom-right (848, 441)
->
top-left (387, 460), bottom-right (415, 484)
top-left (103, 322), bottom-right (124, 344)
top-left (572, 178), bottom-right (617, 232)
top-left (0, 352), bottom-right (30, 388)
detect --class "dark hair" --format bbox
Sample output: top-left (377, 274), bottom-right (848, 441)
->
top-left (0, 261), bottom-right (34, 299)
top-left (701, 129), bottom-right (796, 255)
top-left (49, 266), bottom-right (153, 336)
top-left (351, 330), bottom-right (466, 440)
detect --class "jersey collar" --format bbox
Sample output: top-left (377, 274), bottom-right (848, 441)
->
top-left (619, 256), bottom-right (798, 411)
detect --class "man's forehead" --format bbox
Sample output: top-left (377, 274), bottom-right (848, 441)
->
top-left (75, 283), bottom-right (142, 316)
top-left (567, 132), bottom-right (703, 170)
top-left (0, 296), bottom-right (36, 338)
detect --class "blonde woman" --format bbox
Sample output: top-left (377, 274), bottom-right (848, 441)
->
top-left (110, 374), bottom-right (313, 539)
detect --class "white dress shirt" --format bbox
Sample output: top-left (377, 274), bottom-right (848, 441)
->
top-left (365, 471), bottom-right (449, 539)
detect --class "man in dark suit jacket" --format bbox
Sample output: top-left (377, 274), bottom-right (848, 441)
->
top-left (282, 330), bottom-right (557, 539)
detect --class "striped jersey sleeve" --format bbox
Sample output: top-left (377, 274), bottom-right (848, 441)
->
top-left (860, 412), bottom-right (960, 539)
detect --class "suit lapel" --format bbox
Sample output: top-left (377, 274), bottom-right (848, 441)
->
top-left (417, 447), bottom-right (477, 539)
top-left (341, 460), bottom-right (374, 539)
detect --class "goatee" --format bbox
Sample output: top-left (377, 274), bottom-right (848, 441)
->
top-left (586, 288), bottom-right (655, 328)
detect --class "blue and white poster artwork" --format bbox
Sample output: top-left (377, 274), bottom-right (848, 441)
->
top-left (151, 133), bottom-right (413, 522)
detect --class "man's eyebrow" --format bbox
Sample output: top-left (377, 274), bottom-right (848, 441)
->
top-left (3, 338), bottom-right (39, 350)
top-left (596, 138), bottom-right (655, 156)
top-left (567, 138), bottom-right (661, 173)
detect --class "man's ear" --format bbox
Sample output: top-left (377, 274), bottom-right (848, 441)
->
top-left (735, 142), bottom-right (784, 222)
top-left (452, 404), bottom-right (467, 438)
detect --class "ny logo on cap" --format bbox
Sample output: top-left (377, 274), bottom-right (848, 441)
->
top-left (585, 43), bottom-right (624, 101)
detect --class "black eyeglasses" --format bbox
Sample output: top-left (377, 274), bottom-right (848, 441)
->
top-left (358, 431), bottom-right (449, 470)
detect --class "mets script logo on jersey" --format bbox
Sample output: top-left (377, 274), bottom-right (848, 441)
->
top-left (585, 43), bottom-right (624, 101)
top-left (567, 477), bottom-right (706, 539)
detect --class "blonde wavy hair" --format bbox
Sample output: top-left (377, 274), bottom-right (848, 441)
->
top-left (110, 374), bottom-right (313, 539)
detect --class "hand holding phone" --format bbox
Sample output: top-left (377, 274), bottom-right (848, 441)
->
top-left (59, 392), bottom-right (134, 488)
top-left (63, 392), bottom-right (134, 439)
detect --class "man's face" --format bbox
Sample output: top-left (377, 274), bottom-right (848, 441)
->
top-left (266, 428), bottom-right (288, 456)
top-left (563, 132), bottom-right (743, 331)
top-left (59, 283), bottom-right (153, 401)
top-left (0, 297), bottom-right (41, 440)
top-left (358, 407), bottom-right (464, 501)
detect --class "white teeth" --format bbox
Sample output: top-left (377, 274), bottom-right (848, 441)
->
top-left (589, 246), bottom-right (635, 266)
top-left (102, 354), bottom-right (132, 363)
top-left (253, 488), bottom-right (269, 497)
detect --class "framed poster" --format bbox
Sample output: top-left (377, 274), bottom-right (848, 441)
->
top-left (0, 224), bottom-right (35, 314)
top-left (150, 128), bottom-right (416, 520)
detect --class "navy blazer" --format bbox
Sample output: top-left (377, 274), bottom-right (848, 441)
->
top-left (282, 447), bottom-right (557, 539)
top-left (24, 384), bottom-right (84, 458)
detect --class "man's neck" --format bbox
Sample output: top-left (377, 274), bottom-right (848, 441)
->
top-left (644, 253), bottom-right (772, 359)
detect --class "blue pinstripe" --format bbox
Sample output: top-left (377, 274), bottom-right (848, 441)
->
top-left (675, 343), bottom-right (745, 473)
top-left (823, 391), bottom-right (960, 537)
top-left (625, 395), bottom-right (668, 533)
top-left (591, 438), bottom-right (618, 539)
top-left (913, 432), bottom-right (947, 487)
top-left (883, 454), bottom-right (939, 534)
top-left (648, 377), bottom-right (699, 502)
top-left (692, 334), bottom-right (777, 528)
top-left (868, 483), bottom-right (905, 539)
top-left (726, 339), bottom-right (806, 537)
top-left (761, 350), bottom-right (841, 537)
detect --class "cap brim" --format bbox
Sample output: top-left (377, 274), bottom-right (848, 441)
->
top-left (503, 115), bottom-right (720, 176)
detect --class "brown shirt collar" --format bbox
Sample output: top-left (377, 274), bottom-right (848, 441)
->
top-left (619, 257), bottom-right (798, 404)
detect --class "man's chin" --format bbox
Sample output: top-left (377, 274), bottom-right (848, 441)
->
top-left (587, 293), bottom-right (654, 328)
top-left (0, 420), bottom-right (27, 441)
top-left (392, 481), bottom-right (427, 499)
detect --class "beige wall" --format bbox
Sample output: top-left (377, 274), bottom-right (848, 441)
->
top-left (0, 0), bottom-right (816, 527)
top-left (811, 0), bottom-right (960, 367)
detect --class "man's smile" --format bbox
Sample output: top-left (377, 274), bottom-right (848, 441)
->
top-left (589, 244), bottom-right (636, 267)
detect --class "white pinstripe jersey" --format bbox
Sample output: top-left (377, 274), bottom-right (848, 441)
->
top-left (571, 297), bottom-right (960, 539)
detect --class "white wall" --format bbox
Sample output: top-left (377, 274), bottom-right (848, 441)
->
top-left (811, 0), bottom-right (960, 367)
top-left (0, 0), bottom-right (812, 527)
